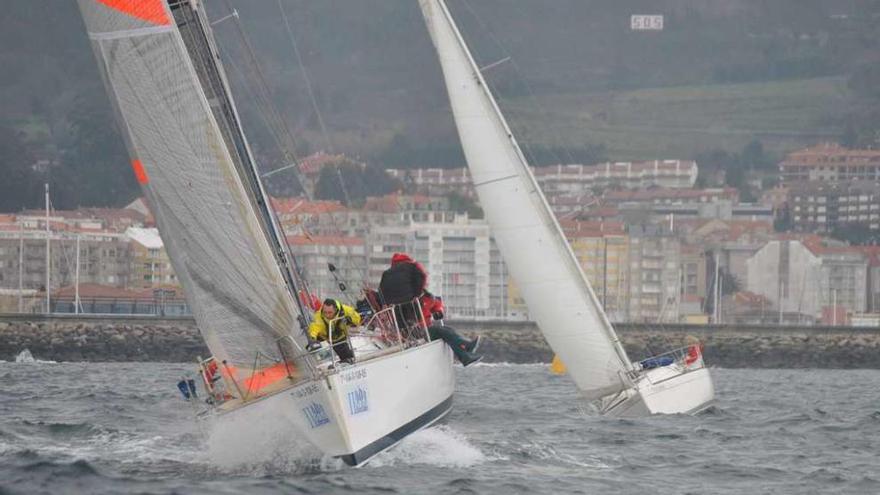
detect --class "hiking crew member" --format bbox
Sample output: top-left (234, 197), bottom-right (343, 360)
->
top-left (308, 298), bottom-right (361, 363)
top-left (420, 290), bottom-right (482, 366)
top-left (378, 252), bottom-right (483, 366)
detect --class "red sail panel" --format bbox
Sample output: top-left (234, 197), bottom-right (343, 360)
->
top-left (95, 0), bottom-right (170, 26)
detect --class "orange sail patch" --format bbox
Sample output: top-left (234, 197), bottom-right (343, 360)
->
top-left (95, 0), bottom-right (171, 26)
top-left (241, 362), bottom-right (296, 393)
top-left (131, 159), bottom-right (149, 185)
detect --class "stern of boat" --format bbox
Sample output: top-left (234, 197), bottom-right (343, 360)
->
top-left (601, 345), bottom-right (715, 418)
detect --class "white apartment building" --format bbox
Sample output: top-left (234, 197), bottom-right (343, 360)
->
top-left (366, 215), bottom-right (513, 319)
top-left (746, 239), bottom-right (869, 319)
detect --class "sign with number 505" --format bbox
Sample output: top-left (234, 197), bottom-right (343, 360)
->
top-left (631, 15), bottom-right (664, 31)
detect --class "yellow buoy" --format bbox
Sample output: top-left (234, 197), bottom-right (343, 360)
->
top-left (550, 354), bottom-right (566, 375)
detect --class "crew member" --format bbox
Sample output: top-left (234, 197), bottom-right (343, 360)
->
top-left (421, 290), bottom-right (482, 366)
top-left (308, 298), bottom-right (361, 363)
top-left (379, 252), bottom-right (483, 366)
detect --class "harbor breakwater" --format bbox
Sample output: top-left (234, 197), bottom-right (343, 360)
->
top-left (1, 315), bottom-right (879, 368)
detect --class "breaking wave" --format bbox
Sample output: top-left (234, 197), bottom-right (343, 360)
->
top-left (367, 425), bottom-right (486, 468)
top-left (14, 349), bottom-right (57, 364)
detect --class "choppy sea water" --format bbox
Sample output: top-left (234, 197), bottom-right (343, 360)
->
top-left (1, 357), bottom-right (878, 494)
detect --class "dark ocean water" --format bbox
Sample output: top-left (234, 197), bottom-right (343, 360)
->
top-left (1, 357), bottom-right (878, 495)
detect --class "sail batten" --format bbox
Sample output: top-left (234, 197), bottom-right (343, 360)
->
top-left (78, 0), bottom-right (304, 377)
top-left (420, 0), bottom-right (632, 399)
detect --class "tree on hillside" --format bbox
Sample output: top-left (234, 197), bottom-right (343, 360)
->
top-left (446, 191), bottom-right (483, 219)
top-left (830, 223), bottom-right (880, 246)
top-left (54, 94), bottom-right (138, 209)
top-left (0, 126), bottom-right (42, 212)
top-left (694, 143), bottom-right (769, 202)
top-left (741, 139), bottom-right (772, 170)
top-left (774, 205), bottom-right (794, 232)
top-left (314, 159), bottom-right (400, 206)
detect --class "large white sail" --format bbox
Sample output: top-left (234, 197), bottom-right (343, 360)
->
top-left (77, 0), bottom-right (303, 378)
top-left (420, 0), bottom-right (632, 399)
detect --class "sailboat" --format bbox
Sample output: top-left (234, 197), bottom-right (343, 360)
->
top-left (77, 0), bottom-right (454, 465)
top-left (419, 0), bottom-right (714, 417)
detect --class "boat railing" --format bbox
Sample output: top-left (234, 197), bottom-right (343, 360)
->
top-left (275, 334), bottom-right (319, 377)
top-left (315, 299), bottom-right (433, 369)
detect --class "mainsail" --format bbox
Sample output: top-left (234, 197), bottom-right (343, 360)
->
top-left (420, 0), bottom-right (633, 399)
top-left (77, 0), bottom-right (304, 377)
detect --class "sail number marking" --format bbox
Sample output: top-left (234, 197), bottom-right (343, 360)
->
top-left (292, 383), bottom-right (320, 399)
top-left (340, 369), bottom-right (367, 383)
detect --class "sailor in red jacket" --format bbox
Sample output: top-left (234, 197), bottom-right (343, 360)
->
top-left (420, 290), bottom-right (482, 363)
top-left (379, 252), bottom-right (482, 365)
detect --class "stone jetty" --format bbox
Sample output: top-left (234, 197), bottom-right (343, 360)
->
top-left (1, 315), bottom-right (878, 368)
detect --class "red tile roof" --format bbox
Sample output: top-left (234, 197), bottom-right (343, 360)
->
top-left (286, 234), bottom-right (364, 246)
top-left (50, 283), bottom-right (184, 301)
top-left (781, 142), bottom-right (880, 167)
top-left (362, 193), bottom-right (437, 213)
top-left (271, 197), bottom-right (347, 215)
top-left (604, 187), bottom-right (738, 203)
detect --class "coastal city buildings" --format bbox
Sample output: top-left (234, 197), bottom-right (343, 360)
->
top-left (3, 142), bottom-right (880, 324)
top-left (778, 142), bottom-right (880, 186)
top-left (126, 227), bottom-right (176, 289)
top-left (386, 159), bottom-right (698, 200)
top-left (787, 181), bottom-right (880, 233)
top-left (746, 237), bottom-right (875, 323)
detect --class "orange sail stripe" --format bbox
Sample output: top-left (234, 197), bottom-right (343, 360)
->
top-left (95, 0), bottom-right (170, 26)
top-left (131, 159), bottom-right (149, 185)
top-left (241, 362), bottom-right (295, 393)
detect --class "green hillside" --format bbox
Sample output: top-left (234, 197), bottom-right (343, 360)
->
top-left (1, 0), bottom-right (879, 209)
top-left (500, 76), bottom-right (851, 161)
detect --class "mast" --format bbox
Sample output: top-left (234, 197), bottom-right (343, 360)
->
top-left (168, 0), bottom-right (309, 323)
top-left (18, 223), bottom-right (23, 313)
top-left (420, 0), bottom-right (634, 399)
top-left (45, 183), bottom-right (50, 313)
top-left (75, 234), bottom-right (81, 314)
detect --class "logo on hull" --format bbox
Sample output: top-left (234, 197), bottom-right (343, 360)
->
top-left (303, 402), bottom-right (330, 428)
top-left (347, 386), bottom-right (369, 416)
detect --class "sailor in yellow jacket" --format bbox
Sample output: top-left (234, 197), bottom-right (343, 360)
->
top-left (308, 298), bottom-right (361, 363)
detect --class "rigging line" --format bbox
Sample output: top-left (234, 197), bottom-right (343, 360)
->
top-left (241, 2), bottom-right (347, 212)
top-left (224, 54), bottom-right (303, 183)
top-left (455, 0), bottom-right (578, 167)
top-left (225, 53), bottom-right (308, 196)
top-left (277, 0), bottom-right (333, 153)
top-left (220, 3), bottom-right (365, 297)
top-left (220, 0), bottom-right (309, 199)
top-left (211, 3), bottom-right (324, 303)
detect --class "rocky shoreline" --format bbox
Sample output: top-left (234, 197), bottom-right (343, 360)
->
top-left (1, 316), bottom-right (879, 368)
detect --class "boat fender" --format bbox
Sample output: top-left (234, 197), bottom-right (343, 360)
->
top-left (639, 356), bottom-right (675, 370)
top-left (176, 380), bottom-right (191, 400)
top-left (187, 379), bottom-right (198, 399)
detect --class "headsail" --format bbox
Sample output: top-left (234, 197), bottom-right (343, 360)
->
top-left (419, 0), bottom-right (633, 399)
top-left (77, 0), bottom-right (304, 378)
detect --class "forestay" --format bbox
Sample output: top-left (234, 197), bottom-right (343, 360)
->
top-left (419, 0), bottom-right (632, 399)
top-left (77, 0), bottom-right (302, 378)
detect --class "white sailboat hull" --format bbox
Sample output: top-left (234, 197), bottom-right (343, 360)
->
top-left (601, 361), bottom-right (715, 418)
top-left (209, 339), bottom-right (455, 466)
